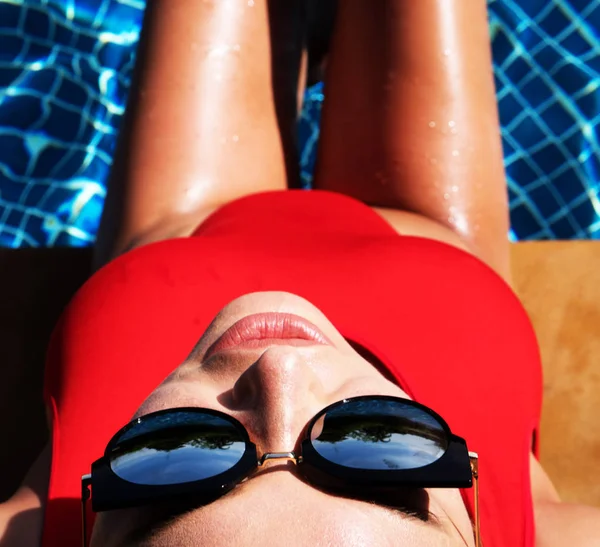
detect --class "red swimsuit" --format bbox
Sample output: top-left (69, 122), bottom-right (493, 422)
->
top-left (43, 190), bottom-right (542, 547)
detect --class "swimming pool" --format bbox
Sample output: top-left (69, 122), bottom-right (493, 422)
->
top-left (1, 0), bottom-right (599, 246)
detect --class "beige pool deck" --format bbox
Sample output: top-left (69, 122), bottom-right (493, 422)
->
top-left (0, 242), bottom-right (599, 505)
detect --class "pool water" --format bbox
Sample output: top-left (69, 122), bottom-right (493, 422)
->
top-left (1, 0), bottom-right (599, 246)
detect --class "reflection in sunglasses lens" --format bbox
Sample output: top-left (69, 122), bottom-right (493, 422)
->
top-left (110, 411), bottom-right (246, 485)
top-left (311, 400), bottom-right (448, 470)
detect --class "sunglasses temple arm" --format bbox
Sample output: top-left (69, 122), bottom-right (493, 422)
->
top-left (81, 474), bottom-right (92, 547)
top-left (469, 452), bottom-right (480, 547)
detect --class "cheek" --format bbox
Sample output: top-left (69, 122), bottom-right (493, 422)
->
top-left (133, 381), bottom-right (220, 418)
top-left (428, 489), bottom-right (474, 545)
top-left (91, 509), bottom-right (141, 547)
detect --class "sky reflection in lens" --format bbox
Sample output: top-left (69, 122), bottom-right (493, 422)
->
top-left (313, 433), bottom-right (446, 469)
top-left (312, 400), bottom-right (448, 470)
top-left (110, 412), bottom-right (246, 485)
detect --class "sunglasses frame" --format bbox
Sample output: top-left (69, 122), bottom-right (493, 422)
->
top-left (82, 396), bottom-right (480, 546)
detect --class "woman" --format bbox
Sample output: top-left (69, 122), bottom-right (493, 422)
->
top-left (1, 1), bottom-right (598, 546)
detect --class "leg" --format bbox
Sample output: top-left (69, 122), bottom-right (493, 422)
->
top-left (313, 0), bottom-right (510, 281)
top-left (95, 0), bottom-right (305, 267)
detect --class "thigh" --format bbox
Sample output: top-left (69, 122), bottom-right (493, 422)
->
top-left (313, 0), bottom-right (510, 282)
top-left (371, 207), bottom-right (473, 255)
top-left (95, 0), bottom-right (304, 268)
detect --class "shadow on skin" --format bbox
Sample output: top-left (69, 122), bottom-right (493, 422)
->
top-left (1, 498), bottom-right (81, 547)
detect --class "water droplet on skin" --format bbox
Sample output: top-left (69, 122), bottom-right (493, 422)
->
top-left (448, 120), bottom-right (456, 128)
top-left (428, 121), bottom-right (436, 128)
top-left (429, 158), bottom-right (438, 165)
top-left (232, 135), bottom-right (239, 143)
top-left (247, 0), bottom-right (254, 6)
top-left (443, 193), bottom-right (450, 200)
top-left (450, 128), bottom-right (458, 135)
top-left (443, 48), bottom-right (451, 57)
top-left (451, 185), bottom-right (459, 193)
top-left (452, 150), bottom-right (460, 157)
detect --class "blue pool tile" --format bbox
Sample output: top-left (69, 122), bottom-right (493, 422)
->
top-left (73, 32), bottom-right (97, 54)
top-left (515, 0), bottom-right (549, 19)
top-left (511, 118), bottom-right (549, 148)
top-left (0, 5), bottom-right (20, 31)
top-left (0, 34), bottom-right (25, 62)
top-left (574, 85), bottom-right (599, 115)
top-left (498, 93), bottom-right (522, 120)
top-left (24, 7), bottom-right (52, 38)
top-left (53, 19), bottom-right (75, 47)
top-left (550, 216), bottom-right (577, 238)
top-left (560, 28), bottom-right (595, 56)
top-left (0, 137), bottom-right (29, 178)
top-left (43, 103), bottom-right (84, 142)
top-left (537, 5), bottom-right (572, 36)
top-left (491, 29), bottom-right (514, 65)
top-left (529, 184), bottom-right (564, 217)
top-left (519, 77), bottom-right (555, 108)
top-left (32, 146), bottom-right (68, 178)
top-left (54, 75), bottom-right (89, 108)
top-left (553, 169), bottom-right (587, 204)
top-left (27, 69), bottom-right (58, 95)
top-left (97, 41), bottom-right (128, 69)
top-left (21, 183), bottom-right (49, 206)
top-left (1, 0), bottom-right (600, 245)
top-left (25, 39), bottom-right (55, 62)
top-left (0, 67), bottom-right (22, 88)
top-left (542, 101), bottom-right (578, 135)
top-left (0, 95), bottom-right (43, 129)
top-left (531, 143), bottom-right (568, 174)
top-left (511, 203), bottom-right (543, 235)
top-left (571, 198), bottom-right (598, 229)
top-left (584, 3), bottom-right (600, 28)
top-left (508, 157), bottom-right (542, 186)
top-left (505, 57), bottom-right (533, 83)
top-left (553, 64), bottom-right (595, 95)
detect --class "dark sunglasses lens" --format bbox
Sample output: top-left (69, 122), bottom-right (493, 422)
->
top-left (310, 399), bottom-right (448, 470)
top-left (109, 411), bottom-right (247, 485)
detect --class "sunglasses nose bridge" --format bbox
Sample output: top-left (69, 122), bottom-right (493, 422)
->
top-left (258, 451), bottom-right (301, 466)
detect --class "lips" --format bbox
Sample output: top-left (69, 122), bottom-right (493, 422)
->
top-left (205, 312), bottom-right (332, 359)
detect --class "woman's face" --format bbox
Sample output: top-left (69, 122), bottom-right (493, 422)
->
top-left (92, 291), bottom-right (474, 546)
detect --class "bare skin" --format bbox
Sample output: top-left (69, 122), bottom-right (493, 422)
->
top-left (2, 1), bottom-right (600, 545)
top-left (91, 292), bottom-right (478, 547)
top-left (94, 0), bottom-right (509, 281)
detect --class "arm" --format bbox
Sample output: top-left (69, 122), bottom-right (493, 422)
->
top-left (530, 454), bottom-right (600, 546)
top-left (0, 443), bottom-right (50, 547)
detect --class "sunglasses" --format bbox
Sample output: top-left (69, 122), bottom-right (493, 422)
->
top-left (82, 395), bottom-right (480, 546)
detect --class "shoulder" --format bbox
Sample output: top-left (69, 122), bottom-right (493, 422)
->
top-left (0, 443), bottom-right (50, 547)
top-left (530, 454), bottom-right (600, 546)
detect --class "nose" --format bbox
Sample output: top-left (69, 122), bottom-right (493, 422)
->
top-left (230, 346), bottom-right (327, 452)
